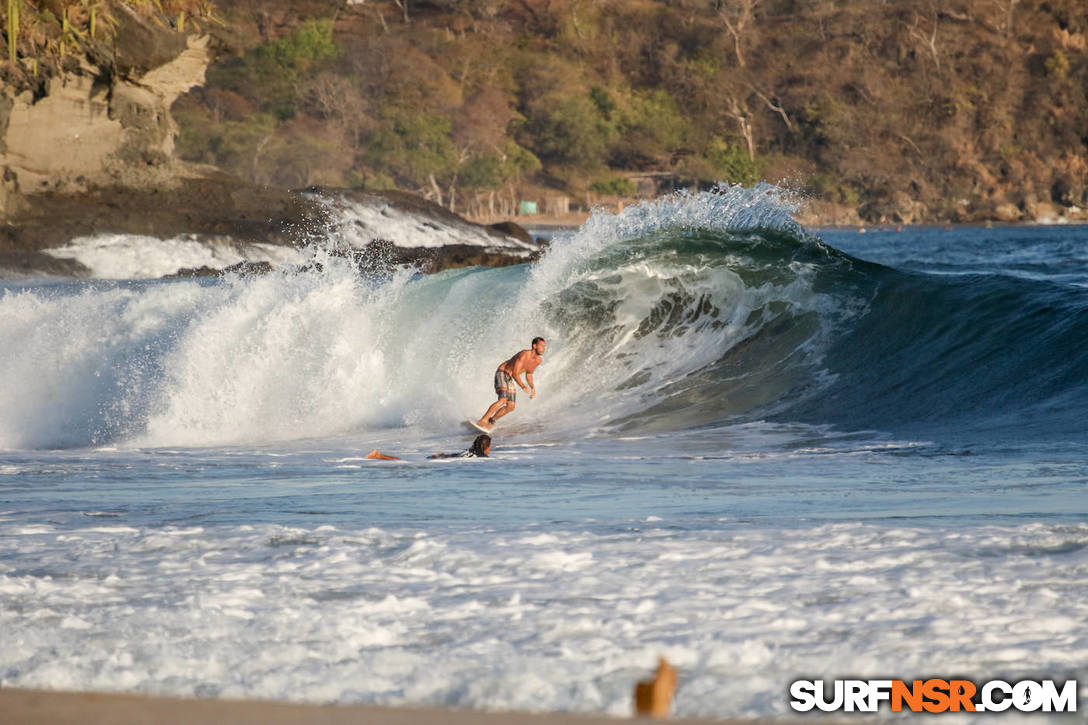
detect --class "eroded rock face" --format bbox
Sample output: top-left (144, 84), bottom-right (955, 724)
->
top-left (5, 73), bottom-right (125, 191)
top-left (0, 10), bottom-right (210, 199)
top-left (110, 2), bottom-right (189, 75)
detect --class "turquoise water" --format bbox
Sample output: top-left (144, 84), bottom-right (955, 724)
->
top-left (1, 192), bottom-right (1085, 718)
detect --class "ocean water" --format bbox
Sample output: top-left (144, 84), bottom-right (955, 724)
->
top-left (1, 188), bottom-right (1086, 720)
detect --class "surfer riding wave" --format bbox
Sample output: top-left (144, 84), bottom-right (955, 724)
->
top-left (474, 337), bottom-right (546, 432)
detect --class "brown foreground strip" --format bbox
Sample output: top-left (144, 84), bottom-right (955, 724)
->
top-left (0, 688), bottom-right (748, 725)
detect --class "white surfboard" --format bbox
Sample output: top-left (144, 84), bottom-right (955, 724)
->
top-left (464, 419), bottom-right (492, 434)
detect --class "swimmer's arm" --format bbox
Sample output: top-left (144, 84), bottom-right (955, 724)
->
top-left (365, 450), bottom-right (401, 460)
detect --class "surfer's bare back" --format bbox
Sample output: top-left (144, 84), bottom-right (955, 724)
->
top-left (476, 337), bottom-right (546, 431)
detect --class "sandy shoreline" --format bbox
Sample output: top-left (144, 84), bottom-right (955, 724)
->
top-left (0, 688), bottom-right (753, 724)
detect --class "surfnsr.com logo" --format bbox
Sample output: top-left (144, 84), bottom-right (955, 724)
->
top-left (789, 679), bottom-right (1078, 713)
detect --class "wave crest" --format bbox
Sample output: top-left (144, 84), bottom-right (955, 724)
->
top-left (5, 185), bottom-right (1083, 449)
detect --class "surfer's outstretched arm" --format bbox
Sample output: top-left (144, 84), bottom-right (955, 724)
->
top-left (364, 450), bottom-right (401, 461)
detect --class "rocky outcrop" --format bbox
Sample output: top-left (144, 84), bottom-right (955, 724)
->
top-left (0, 6), bottom-right (210, 201)
top-left (0, 177), bottom-right (541, 278)
top-left (310, 187), bottom-right (541, 272)
top-left (0, 174), bottom-right (317, 276)
top-left (0, 3), bottom-right (540, 279)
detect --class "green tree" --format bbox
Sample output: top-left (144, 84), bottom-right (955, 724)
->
top-left (209, 20), bottom-right (339, 119)
top-left (590, 176), bottom-right (636, 195)
top-left (522, 93), bottom-right (614, 170)
top-left (609, 88), bottom-right (690, 168)
top-left (366, 109), bottom-right (458, 192)
top-left (175, 110), bottom-right (278, 181)
top-left (456, 142), bottom-right (541, 190)
top-left (704, 137), bottom-right (761, 186)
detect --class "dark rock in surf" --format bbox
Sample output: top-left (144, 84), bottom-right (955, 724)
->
top-left (0, 177), bottom-right (543, 278)
top-left (488, 221), bottom-right (533, 245)
top-left (162, 260), bottom-right (275, 279)
top-left (304, 187), bottom-right (543, 275)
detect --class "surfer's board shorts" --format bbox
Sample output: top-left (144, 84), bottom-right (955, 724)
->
top-left (494, 369), bottom-right (516, 401)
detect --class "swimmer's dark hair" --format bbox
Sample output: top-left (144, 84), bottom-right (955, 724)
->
top-left (471, 434), bottom-right (492, 457)
top-left (532, 336), bottom-right (545, 346)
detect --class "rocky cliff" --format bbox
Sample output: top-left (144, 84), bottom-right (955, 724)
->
top-left (0, 4), bottom-right (211, 212)
top-left (0, 1), bottom-right (538, 278)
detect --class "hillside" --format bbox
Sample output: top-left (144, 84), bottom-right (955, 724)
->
top-left (168, 0), bottom-right (1088, 224)
top-left (1, 0), bottom-right (1085, 226)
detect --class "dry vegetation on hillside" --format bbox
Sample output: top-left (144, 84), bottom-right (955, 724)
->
top-left (7, 0), bottom-right (1086, 223)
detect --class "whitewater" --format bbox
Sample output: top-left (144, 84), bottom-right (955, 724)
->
top-left (1, 187), bottom-right (1086, 720)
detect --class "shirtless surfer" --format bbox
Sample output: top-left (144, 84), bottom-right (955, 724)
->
top-left (475, 337), bottom-right (546, 431)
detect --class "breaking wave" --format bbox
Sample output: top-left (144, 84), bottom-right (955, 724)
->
top-left (2, 185), bottom-right (1086, 449)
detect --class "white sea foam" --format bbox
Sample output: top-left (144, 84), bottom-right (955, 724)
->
top-left (3, 187), bottom-right (852, 449)
top-left (0, 520), bottom-right (1084, 720)
top-left (41, 192), bottom-right (536, 280)
top-left (42, 234), bottom-right (305, 279)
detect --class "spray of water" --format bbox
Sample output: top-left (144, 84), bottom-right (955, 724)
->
top-left (0, 186), bottom-right (846, 449)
